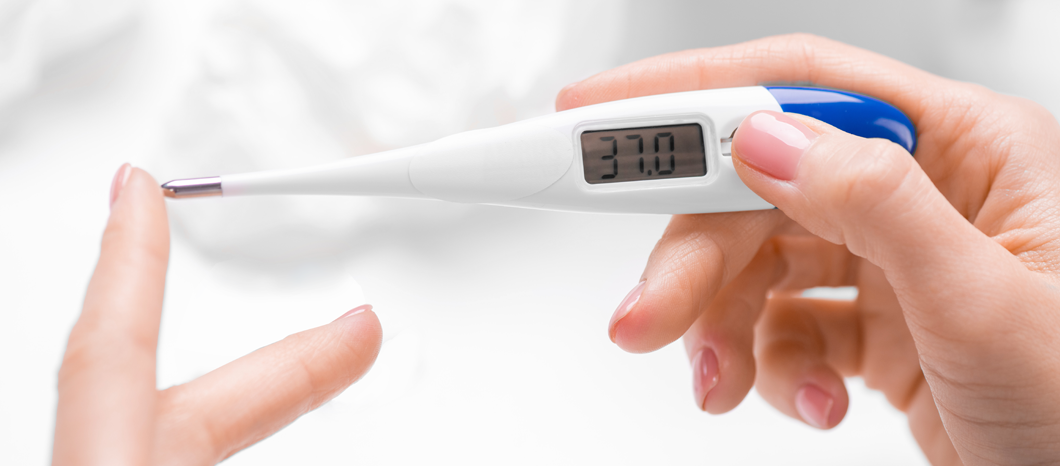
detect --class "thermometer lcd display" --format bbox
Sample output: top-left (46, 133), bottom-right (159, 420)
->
top-left (581, 124), bottom-right (706, 184)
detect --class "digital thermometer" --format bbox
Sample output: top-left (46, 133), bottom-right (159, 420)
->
top-left (161, 86), bottom-right (916, 214)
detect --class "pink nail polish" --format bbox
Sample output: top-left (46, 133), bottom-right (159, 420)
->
top-left (334, 304), bottom-right (372, 322)
top-left (691, 347), bottom-right (720, 411)
top-left (795, 384), bottom-right (834, 429)
top-left (109, 163), bottom-right (132, 210)
top-left (733, 111), bottom-right (818, 181)
top-left (609, 280), bottom-right (646, 342)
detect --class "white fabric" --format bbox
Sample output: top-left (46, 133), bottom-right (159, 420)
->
top-left (154, 0), bottom-right (625, 259)
top-left (0, 0), bottom-right (138, 109)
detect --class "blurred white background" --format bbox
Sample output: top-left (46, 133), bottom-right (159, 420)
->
top-left (2, 0), bottom-right (1058, 464)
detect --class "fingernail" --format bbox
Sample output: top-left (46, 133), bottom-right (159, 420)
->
top-left (334, 304), bottom-right (372, 322)
top-left (795, 384), bottom-right (834, 429)
top-left (733, 110), bottom-right (818, 181)
top-left (609, 280), bottom-right (646, 343)
top-left (109, 163), bottom-right (132, 210)
top-left (691, 347), bottom-right (720, 411)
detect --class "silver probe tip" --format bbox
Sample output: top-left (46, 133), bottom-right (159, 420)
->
top-left (161, 177), bottom-right (222, 199)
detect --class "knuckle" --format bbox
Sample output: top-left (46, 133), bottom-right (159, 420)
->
top-left (654, 232), bottom-right (719, 291)
top-left (647, 228), bottom-right (726, 317)
top-left (931, 83), bottom-right (1008, 136)
top-left (774, 33), bottom-right (823, 76)
top-left (928, 82), bottom-right (1051, 172)
top-left (279, 330), bottom-right (349, 406)
top-left (956, 81), bottom-right (997, 102)
top-left (57, 321), bottom-right (158, 388)
top-left (1008, 94), bottom-right (1055, 124)
top-left (156, 387), bottom-right (226, 464)
top-left (56, 339), bottom-right (92, 387)
top-left (829, 138), bottom-right (917, 217)
top-left (775, 32), bottom-right (828, 47)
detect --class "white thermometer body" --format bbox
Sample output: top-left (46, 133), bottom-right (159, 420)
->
top-left (162, 86), bottom-right (917, 215)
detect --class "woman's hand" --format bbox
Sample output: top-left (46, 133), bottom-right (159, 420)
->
top-left (558, 34), bottom-right (1060, 465)
top-left (52, 165), bottom-right (382, 465)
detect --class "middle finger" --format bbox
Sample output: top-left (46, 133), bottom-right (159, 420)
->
top-left (681, 234), bottom-right (859, 413)
top-left (610, 210), bottom-right (787, 353)
top-left (152, 307), bottom-right (383, 465)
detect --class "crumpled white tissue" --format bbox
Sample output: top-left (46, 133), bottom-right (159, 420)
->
top-left (0, 0), bottom-right (139, 110)
top-left (155, 0), bottom-right (625, 260)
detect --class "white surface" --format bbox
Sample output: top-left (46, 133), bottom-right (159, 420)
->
top-left (4, 0), bottom-right (1059, 465)
top-left (0, 0), bottom-right (139, 114)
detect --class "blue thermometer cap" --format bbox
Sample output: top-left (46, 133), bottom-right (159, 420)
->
top-left (765, 86), bottom-right (917, 155)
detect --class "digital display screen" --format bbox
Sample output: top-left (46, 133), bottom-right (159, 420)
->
top-left (581, 123), bottom-right (706, 184)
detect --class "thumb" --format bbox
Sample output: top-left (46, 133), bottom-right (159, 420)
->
top-left (730, 110), bottom-right (1018, 334)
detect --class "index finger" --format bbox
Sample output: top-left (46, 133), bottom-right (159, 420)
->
top-left (555, 33), bottom-right (941, 122)
top-left (53, 166), bottom-right (170, 466)
top-left (611, 210), bottom-right (787, 353)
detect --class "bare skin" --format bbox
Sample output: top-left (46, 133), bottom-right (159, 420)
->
top-left (53, 34), bottom-right (1060, 466)
top-left (52, 165), bottom-right (382, 466)
top-left (558, 34), bottom-right (1060, 465)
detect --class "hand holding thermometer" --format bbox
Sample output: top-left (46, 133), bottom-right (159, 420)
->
top-left (161, 86), bottom-right (916, 214)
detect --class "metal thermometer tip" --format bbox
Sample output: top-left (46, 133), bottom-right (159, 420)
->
top-left (161, 177), bottom-right (222, 199)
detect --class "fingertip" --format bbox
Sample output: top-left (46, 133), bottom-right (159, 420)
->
top-left (127, 168), bottom-right (165, 203)
top-left (731, 111), bottom-right (820, 182)
top-left (693, 341), bottom-right (759, 415)
top-left (610, 307), bottom-right (672, 354)
top-left (335, 306), bottom-right (382, 337)
top-left (610, 319), bottom-right (644, 353)
top-left (98, 166), bottom-right (170, 282)
top-left (609, 280), bottom-right (645, 345)
top-left (555, 81), bottom-right (582, 111)
top-left (756, 355), bottom-right (851, 430)
top-left (332, 306), bottom-right (384, 362)
top-left (109, 163), bottom-right (132, 209)
top-left (334, 304), bottom-right (373, 322)
top-left (608, 295), bottom-right (651, 353)
top-left (691, 347), bottom-right (720, 411)
top-left (794, 377), bottom-right (849, 429)
top-left (108, 167), bottom-right (168, 224)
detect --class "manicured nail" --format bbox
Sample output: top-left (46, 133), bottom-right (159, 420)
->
top-left (733, 110), bottom-right (818, 181)
top-left (109, 163), bottom-right (132, 210)
top-left (795, 384), bottom-right (834, 429)
top-left (334, 304), bottom-right (372, 322)
top-left (609, 280), bottom-right (646, 342)
top-left (691, 347), bottom-right (720, 411)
